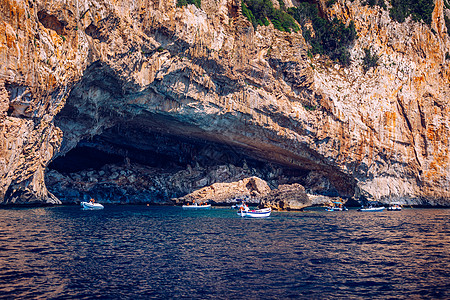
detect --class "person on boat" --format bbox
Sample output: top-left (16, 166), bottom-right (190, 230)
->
top-left (240, 202), bottom-right (249, 212)
top-left (89, 198), bottom-right (95, 204)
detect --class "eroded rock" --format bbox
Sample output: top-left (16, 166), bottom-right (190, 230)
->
top-left (261, 183), bottom-right (310, 210)
top-left (172, 176), bottom-right (271, 204)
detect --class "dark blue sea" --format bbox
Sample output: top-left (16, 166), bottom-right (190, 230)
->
top-left (0, 206), bottom-right (448, 299)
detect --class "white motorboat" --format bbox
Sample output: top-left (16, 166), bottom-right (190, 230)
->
top-left (81, 201), bottom-right (104, 210)
top-left (231, 197), bottom-right (250, 209)
top-left (237, 207), bottom-right (271, 218)
top-left (326, 206), bottom-right (348, 211)
top-left (231, 202), bottom-right (248, 210)
top-left (387, 202), bottom-right (402, 211)
top-left (357, 206), bottom-right (385, 212)
top-left (182, 203), bottom-right (211, 209)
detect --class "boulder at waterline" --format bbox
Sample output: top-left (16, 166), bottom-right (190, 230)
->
top-left (172, 176), bottom-right (271, 205)
top-left (260, 183), bottom-right (311, 210)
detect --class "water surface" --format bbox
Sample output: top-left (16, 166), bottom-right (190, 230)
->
top-left (0, 206), bottom-right (448, 299)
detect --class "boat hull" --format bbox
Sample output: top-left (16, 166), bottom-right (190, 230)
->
top-left (81, 202), bottom-right (104, 210)
top-left (326, 207), bottom-right (348, 211)
top-left (237, 208), bottom-right (271, 218)
top-left (357, 207), bottom-right (385, 212)
top-left (182, 204), bottom-right (211, 209)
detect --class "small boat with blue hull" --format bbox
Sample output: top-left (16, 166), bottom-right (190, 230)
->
top-left (81, 201), bottom-right (104, 210)
top-left (237, 207), bottom-right (271, 218)
top-left (182, 203), bottom-right (211, 209)
top-left (357, 205), bottom-right (385, 212)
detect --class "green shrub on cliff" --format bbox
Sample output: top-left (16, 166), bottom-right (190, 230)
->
top-left (241, 0), bottom-right (299, 33)
top-left (362, 47), bottom-right (379, 72)
top-left (288, 3), bottom-right (357, 66)
top-left (242, 1), bottom-right (256, 25)
top-left (389, 0), bottom-right (434, 25)
top-left (177, 0), bottom-right (201, 9)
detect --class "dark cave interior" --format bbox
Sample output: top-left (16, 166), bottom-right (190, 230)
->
top-left (49, 146), bottom-right (123, 173)
top-left (46, 126), bottom-right (342, 200)
top-left (48, 126), bottom-right (309, 184)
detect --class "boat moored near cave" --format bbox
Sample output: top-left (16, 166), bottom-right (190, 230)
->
top-left (387, 202), bottom-right (402, 211)
top-left (237, 206), bottom-right (271, 218)
top-left (231, 200), bottom-right (248, 210)
top-left (325, 201), bottom-right (348, 211)
top-left (182, 202), bottom-right (211, 209)
top-left (357, 205), bottom-right (385, 212)
top-left (81, 199), bottom-right (104, 210)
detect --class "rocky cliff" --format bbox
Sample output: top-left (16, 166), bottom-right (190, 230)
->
top-left (0, 0), bottom-right (449, 206)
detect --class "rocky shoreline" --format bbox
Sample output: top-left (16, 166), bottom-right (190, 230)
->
top-left (45, 158), bottom-right (337, 209)
top-left (44, 159), bottom-right (447, 210)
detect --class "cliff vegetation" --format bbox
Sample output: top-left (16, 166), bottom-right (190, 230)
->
top-left (177, 0), bottom-right (202, 9)
top-left (241, 0), bottom-right (299, 32)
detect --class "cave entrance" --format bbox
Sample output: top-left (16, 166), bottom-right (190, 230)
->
top-left (45, 124), bottom-right (322, 204)
top-left (46, 61), bottom-right (353, 204)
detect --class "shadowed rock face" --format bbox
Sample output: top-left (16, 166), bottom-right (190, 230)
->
top-left (47, 64), bottom-right (347, 203)
top-left (261, 183), bottom-right (311, 211)
top-left (172, 176), bottom-right (271, 205)
top-left (48, 57), bottom-right (355, 203)
top-left (1, 0), bottom-right (450, 206)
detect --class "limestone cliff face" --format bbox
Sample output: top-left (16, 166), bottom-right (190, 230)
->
top-left (317, 0), bottom-right (450, 204)
top-left (0, 0), bottom-right (449, 205)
